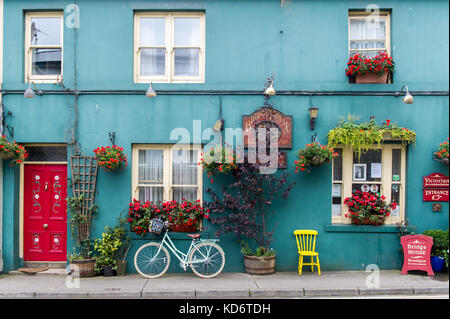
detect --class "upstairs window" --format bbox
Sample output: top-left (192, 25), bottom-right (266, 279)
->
top-left (25, 12), bottom-right (63, 83)
top-left (348, 10), bottom-right (390, 58)
top-left (134, 12), bottom-right (205, 83)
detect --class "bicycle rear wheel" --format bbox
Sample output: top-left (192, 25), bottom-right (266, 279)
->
top-left (134, 242), bottom-right (170, 279)
top-left (189, 242), bottom-right (225, 278)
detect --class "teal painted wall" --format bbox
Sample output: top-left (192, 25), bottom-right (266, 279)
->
top-left (1, 0), bottom-right (449, 273)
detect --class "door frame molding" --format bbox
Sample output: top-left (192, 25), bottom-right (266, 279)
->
top-left (19, 144), bottom-right (67, 260)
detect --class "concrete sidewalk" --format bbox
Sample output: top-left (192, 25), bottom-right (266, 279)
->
top-left (0, 270), bottom-right (448, 299)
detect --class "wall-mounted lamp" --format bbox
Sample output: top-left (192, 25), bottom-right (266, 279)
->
top-left (212, 119), bottom-right (224, 132)
top-left (23, 81), bottom-right (43, 98)
top-left (264, 81), bottom-right (276, 96)
top-left (145, 82), bottom-right (157, 98)
top-left (308, 106), bottom-right (319, 131)
top-left (395, 84), bottom-right (413, 104)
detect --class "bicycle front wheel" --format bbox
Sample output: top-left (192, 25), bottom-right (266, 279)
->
top-left (189, 242), bottom-right (225, 278)
top-left (134, 242), bottom-right (170, 279)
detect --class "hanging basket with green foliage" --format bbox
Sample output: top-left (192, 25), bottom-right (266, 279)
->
top-left (327, 115), bottom-right (416, 158)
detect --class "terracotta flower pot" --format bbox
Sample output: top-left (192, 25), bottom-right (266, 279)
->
top-left (243, 254), bottom-right (276, 275)
top-left (355, 72), bottom-right (388, 84)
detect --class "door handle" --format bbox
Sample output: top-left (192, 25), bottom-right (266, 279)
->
top-left (45, 182), bottom-right (48, 191)
top-left (43, 224), bottom-right (48, 229)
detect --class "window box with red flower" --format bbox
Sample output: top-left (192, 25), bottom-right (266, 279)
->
top-left (433, 138), bottom-right (449, 166)
top-left (345, 52), bottom-right (394, 84)
top-left (127, 199), bottom-right (209, 235)
top-left (0, 135), bottom-right (28, 165)
top-left (294, 142), bottom-right (339, 173)
top-left (93, 145), bottom-right (128, 172)
top-left (344, 190), bottom-right (397, 226)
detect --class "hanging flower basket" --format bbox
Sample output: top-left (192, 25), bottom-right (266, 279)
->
top-left (434, 138), bottom-right (449, 166)
top-left (93, 145), bottom-right (128, 172)
top-left (0, 135), bottom-right (28, 165)
top-left (294, 142), bottom-right (339, 173)
top-left (199, 146), bottom-right (238, 182)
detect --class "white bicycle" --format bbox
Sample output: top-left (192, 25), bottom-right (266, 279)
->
top-left (134, 223), bottom-right (225, 279)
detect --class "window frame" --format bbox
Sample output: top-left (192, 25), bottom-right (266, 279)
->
top-left (131, 144), bottom-right (203, 203)
top-left (133, 12), bottom-right (205, 84)
top-left (331, 144), bottom-right (406, 225)
top-left (24, 11), bottom-right (64, 83)
top-left (348, 10), bottom-right (391, 57)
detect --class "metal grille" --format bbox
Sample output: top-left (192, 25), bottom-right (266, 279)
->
top-left (25, 146), bottom-right (67, 162)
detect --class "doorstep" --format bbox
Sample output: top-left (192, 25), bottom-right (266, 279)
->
top-left (9, 268), bottom-right (69, 276)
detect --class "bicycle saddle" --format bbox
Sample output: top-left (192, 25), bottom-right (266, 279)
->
top-left (187, 234), bottom-right (201, 239)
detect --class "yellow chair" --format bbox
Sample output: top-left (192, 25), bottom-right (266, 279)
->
top-left (294, 230), bottom-right (321, 275)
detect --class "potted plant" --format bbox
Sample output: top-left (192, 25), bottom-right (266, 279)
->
top-left (294, 142), bottom-right (339, 173)
top-left (93, 145), bottom-right (128, 172)
top-left (199, 146), bottom-right (238, 182)
top-left (345, 52), bottom-right (394, 84)
top-left (0, 135), bottom-right (28, 165)
top-left (422, 229), bottom-right (449, 273)
top-left (205, 158), bottom-right (295, 275)
top-left (328, 115), bottom-right (416, 159)
top-left (344, 190), bottom-right (397, 225)
top-left (94, 223), bottom-right (127, 276)
top-left (67, 194), bottom-right (98, 277)
top-left (433, 138), bottom-right (449, 166)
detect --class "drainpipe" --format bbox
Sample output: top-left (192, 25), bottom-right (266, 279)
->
top-left (0, 0), bottom-right (4, 273)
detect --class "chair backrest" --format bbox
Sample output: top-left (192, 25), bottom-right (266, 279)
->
top-left (294, 230), bottom-right (318, 252)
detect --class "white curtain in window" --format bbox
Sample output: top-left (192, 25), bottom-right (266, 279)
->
top-left (172, 150), bottom-right (198, 201)
top-left (138, 150), bottom-right (164, 202)
top-left (350, 18), bottom-right (386, 57)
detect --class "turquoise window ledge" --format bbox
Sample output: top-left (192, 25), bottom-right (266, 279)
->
top-left (324, 224), bottom-right (417, 234)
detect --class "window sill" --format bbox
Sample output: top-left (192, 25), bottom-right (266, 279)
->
top-left (324, 224), bottom-right (416, 234)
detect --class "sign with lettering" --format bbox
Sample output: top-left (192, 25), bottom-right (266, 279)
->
top-left (242, 107), bottom-right (293, 149)
top-left (423, 188), bottom-right (449, 202)
top-left (400, 235), bottom-right (434, 276)
top-left (423, 173), bottom-right (449, 202)
top-left (423, 173), bottom-right (449, 188)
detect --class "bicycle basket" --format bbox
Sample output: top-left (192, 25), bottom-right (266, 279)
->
top-left (149, 218), bottom-right (165, 234)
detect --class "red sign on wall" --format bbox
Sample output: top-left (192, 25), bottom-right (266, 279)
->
top-left (401, 235), bottom-right (434, 276)
top-left (423, 173), bottom-right (449, 188)
top-left (423, 173), bottom-right (449, 202)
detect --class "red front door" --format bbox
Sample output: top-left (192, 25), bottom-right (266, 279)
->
top-left (23, 165), bottom-right (67, 261)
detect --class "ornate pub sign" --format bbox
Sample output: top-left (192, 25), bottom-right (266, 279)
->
top-left (242, 107), bottom-right (292, 169)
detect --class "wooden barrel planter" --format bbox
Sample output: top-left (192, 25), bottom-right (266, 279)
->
top-left (70, 259), bottom-right (96, 278)
top-left (243, 255), bottom-right (276, 275)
